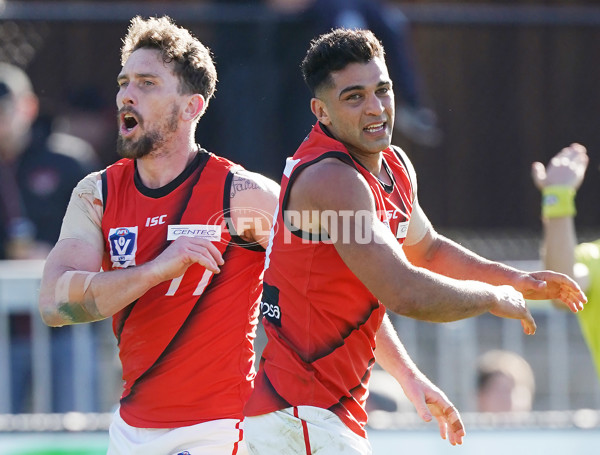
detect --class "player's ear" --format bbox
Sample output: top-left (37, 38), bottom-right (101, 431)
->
top-left (311, 98), bottom-right (330, 125)
top-left (184, 94), bottom-right (205, 121)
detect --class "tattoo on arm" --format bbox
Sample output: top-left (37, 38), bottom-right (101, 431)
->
top-left (230, 176), bottom-right (260, 199)
top-left (57, 300), bottom-right (104, 324)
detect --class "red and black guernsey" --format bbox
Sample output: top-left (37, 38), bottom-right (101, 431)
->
top-left (244, 122), bottom-right (414, 437)
top-left (100, 150), bottom-right (265, 428)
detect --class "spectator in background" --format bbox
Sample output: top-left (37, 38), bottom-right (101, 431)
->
top-left (477, 350), bottom-right (535, 413)
top-left (51, 85), bottom-right (117, 170)
top-left (266, 0), bottom-right (442, 147)
top-left (532, 143), bottom-right (600, 379)
top-left (0, 61), bottom-right (97, 412)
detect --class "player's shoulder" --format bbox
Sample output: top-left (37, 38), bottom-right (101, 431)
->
top-left (295, 156), bottom-right (364, 191)
top-left (231, 169), bottom-right (279, 195)
top-left (291, 157), bottom-right (373, 212)
top-left (72, 171), bottom-right (103, 199)
top-left (229, 169), bottom-right (280, 213)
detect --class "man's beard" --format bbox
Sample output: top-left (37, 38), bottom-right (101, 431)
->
top-left (117, 132), bottom-right (161, 159)
top-left (116, 105), bottom-right (179, 159)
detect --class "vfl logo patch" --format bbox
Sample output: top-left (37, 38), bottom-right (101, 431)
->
top-left (108, 227), bottom-right (138, 268)
top-left (176, 452), bottom-right (191, 455)
top-left (167, 224), bottom-right (221, 241)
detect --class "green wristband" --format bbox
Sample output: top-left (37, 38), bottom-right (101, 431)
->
top-left (542, 185), bottom-right (576, 218)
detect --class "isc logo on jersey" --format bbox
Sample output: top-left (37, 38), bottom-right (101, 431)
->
top-left (108, 227), bottom-right (138, 268)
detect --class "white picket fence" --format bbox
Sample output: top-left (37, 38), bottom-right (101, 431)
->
top-left (1, 258), bottom-right (598, 418)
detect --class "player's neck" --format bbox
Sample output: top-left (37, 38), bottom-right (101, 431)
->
top-left (136, 142), bottom-right (198, 189)
top-left (350, 150), bottom-right (386, 181)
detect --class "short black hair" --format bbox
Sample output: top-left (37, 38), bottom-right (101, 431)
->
top-left (301, 28), bottom-right (385, 96)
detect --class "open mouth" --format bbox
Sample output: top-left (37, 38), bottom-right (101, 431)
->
top-left (124, 115), bottom-right (137, 130)
top-left (364, 122), bottom-right (386, 133)
top-left (120, 111), bottom-right (140, 135)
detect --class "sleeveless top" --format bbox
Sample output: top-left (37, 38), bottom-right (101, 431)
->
top-left (101, 150), bottom-right (264, 428)
top-left (244, 123), bottom-right (414, 437)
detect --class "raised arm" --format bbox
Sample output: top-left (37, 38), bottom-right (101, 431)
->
top-left (228, 170), bottom-right (280, 249)
top-left (531, 143), bottom-right (591, 306)
top-left (287, 158), bottom-right (537, 333)
top-left (376, 314), bottom-right (465, 446)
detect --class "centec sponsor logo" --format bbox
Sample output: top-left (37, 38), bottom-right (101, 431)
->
top-left (167, 224), bottom-right (222, 241)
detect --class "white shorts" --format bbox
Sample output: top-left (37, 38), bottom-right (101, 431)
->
top-left (107, 408), bottom-right (248, 455)
top-left (244, 406), bottom-right (372, 455)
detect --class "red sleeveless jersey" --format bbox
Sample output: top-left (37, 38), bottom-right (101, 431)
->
top-left (244, 123), bottom-right (414, 437)
top-left (100, 151), bottom-right (264, 428)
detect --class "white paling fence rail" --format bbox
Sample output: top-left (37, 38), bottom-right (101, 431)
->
top-left (0, 259), bottom-right (598, 422)
top-left (0, 260), bottom-right (118, 415)
top-left (1, 409), bottom-right (600, 433)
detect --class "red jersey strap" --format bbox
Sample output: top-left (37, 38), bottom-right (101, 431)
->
top-left (390, 145), bottom-right (415, 200)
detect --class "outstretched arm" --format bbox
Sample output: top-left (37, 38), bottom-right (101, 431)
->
top-left (376, 314), bottom-right (465, 446)
top-left (403, 226), bottom-right (586, 313)
top-left (288, 158), bottom-right (538, 334)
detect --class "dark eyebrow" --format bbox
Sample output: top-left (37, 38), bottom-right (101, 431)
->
top-left (338, 80), bottom-right (391, 99)
top-left (117, 72), bottom-right (159, 83)
top-left (338, 85), bottom-right (364, 99)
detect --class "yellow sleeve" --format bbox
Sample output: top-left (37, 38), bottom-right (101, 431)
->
top-left (574, 240), bottom-right (600, 378)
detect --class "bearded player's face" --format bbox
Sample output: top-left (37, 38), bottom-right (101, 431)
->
top-left (115, 48), bottom-right (182, 159)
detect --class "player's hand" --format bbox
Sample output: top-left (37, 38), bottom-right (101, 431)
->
top-left (149, 236), bottom-right (224, 281)
top-left (400, 372), bottom-right (465, 446)
top-left (515, 270), bottom-right (587, 313)
top-left (531, 143), bottom-right (588, 190)
top-left (488, 285), bottom-right (536, 335)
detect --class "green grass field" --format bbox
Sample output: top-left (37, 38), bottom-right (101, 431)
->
top-left (0, 433), bottom-right (108, 455)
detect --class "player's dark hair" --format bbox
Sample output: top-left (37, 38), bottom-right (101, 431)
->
top-left (121, 16), bottom-right (217, 105)
top-left (301, 28), bottom-right (385, 96)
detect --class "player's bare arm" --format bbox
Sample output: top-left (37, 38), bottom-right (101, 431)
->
top-left (376, 314), bottom-right (465, 446)
top-left (404, 228), bottom-right (586, 313)
top-left (39, 235), bottom-right (223, 327)
top-left (229, 170), bottom-right (280, 249)
top-left (287, 157), bottom-right (537, 334)
top-left (38, 175), bottom-right (224, 327)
